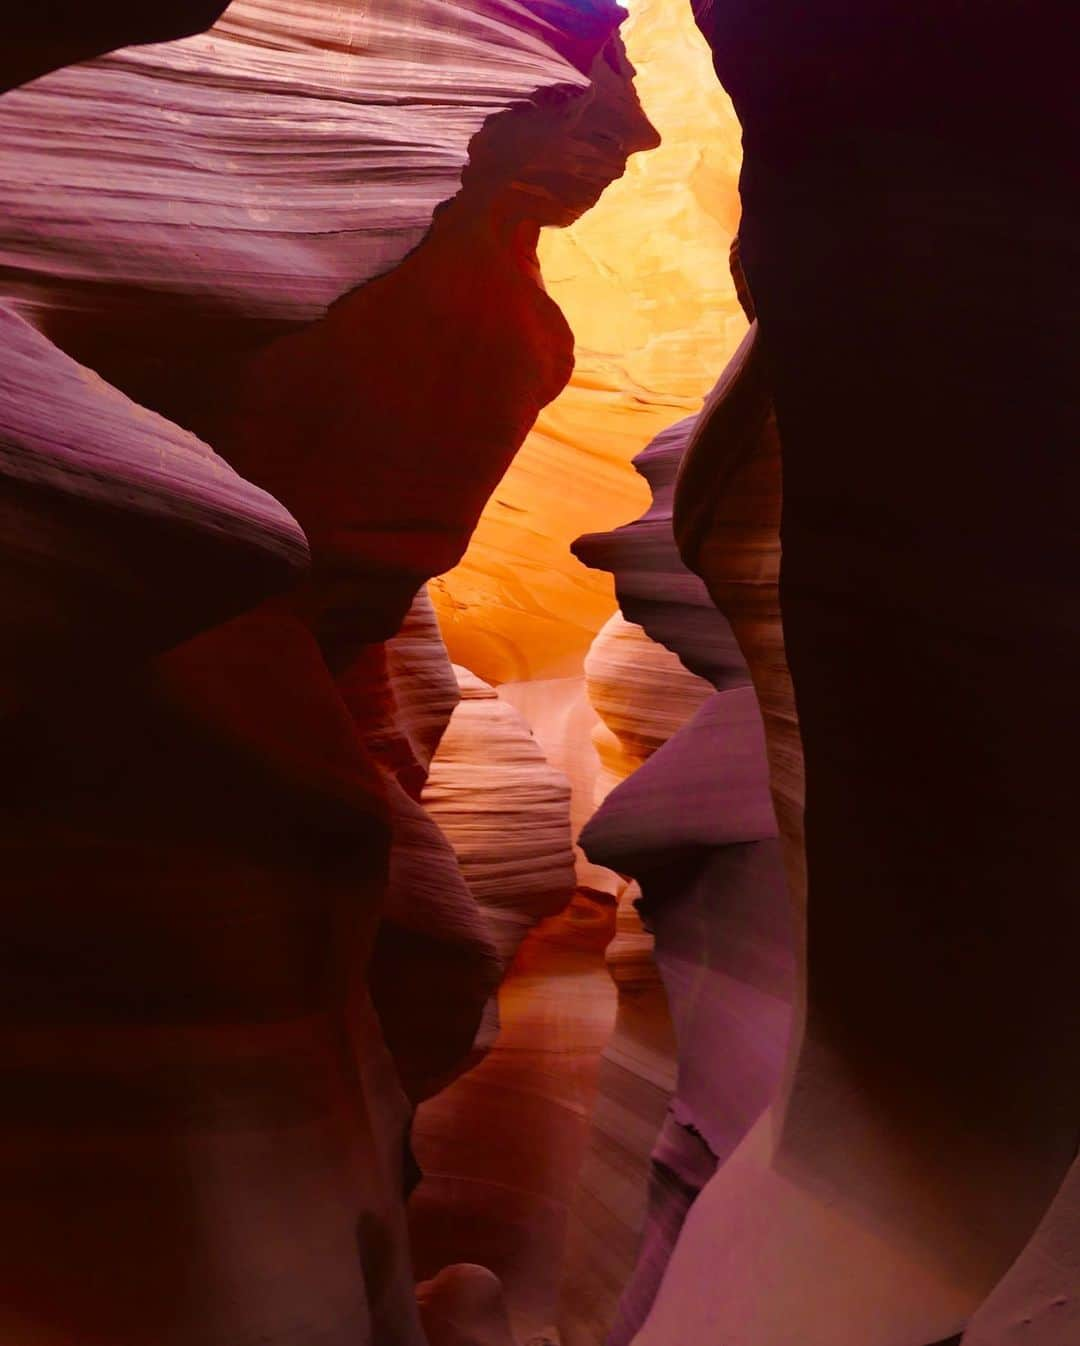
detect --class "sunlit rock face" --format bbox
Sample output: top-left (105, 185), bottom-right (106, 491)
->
top-left (631, 5), bottom-right (1080, 1346)
top-left (552, 607), bottom-right (707, 1346)
top-left (0, 1), bottom-right (657, 1342)
top-left (576, 412), bottom-right (750, 692)
top-left (0, 0), bottom-right (613, 385)
top-left (423, 666), bottom-right (577, 980)
top-left (545, 608), bottom-right (706, 1346)
top-left (433, 0), bottom-right (747, 685)
top-left (585, 610), bottom-right (714, 793)
top-left (408, 27), bottom-right (753, 1329)
top-left (497, 675), bottom-right (621, 897)
top-left (408, 46), bottom-right (755, 1296)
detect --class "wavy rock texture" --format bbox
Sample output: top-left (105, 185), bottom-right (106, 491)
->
top-left (497, 675), bottom-right (622, 897)
top-left (0, 0), bottom-right (611, 386)
top-left (632, 4), bottom-right (1080, 1345)
top-left (422, 665), bottom-right (577, 978)
top-left (544, 576), bottom-right (720, 1346)
top-left (576, 412), bottom-right (749, 692)
top-left (0, 2), bottom-right (657, 1342)
top-left (408, 24), bottom-right (753, 1327)
top-left (434, 0), bottom-right (747, 685)
top-left (560, 408), bottom-right (792, 1345)
top-left (584, 610), bottom-right (714, 796)
top-left (411, 651), bottom-right (648, 1346)
top-left (551, 607), bottom-right (707, 1346)
top-left (0, 304), bottom-right (308, 708)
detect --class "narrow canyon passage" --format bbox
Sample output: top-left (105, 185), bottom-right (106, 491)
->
top-left (1, 2), bottom-right (1075, 1345)
top-left (411, 3), bottom-right (754, 1339)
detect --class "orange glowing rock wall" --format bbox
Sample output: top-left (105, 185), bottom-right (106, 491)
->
top-left (433, 0), bottom-right (747, 686)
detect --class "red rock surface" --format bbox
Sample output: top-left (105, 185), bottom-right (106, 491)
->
top-left (408, 664), bottom-right (590, 1340)
top-left (0, 3), bottom-right (653, 1343)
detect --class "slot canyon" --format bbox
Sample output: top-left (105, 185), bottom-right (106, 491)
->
top-left (0, 1), bottom-right (1074, 1345)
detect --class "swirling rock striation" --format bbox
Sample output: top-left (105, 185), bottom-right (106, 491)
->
top-left (423, 665), bottom-right (577, 976)
top-left (0, 0), bottom-right (617, 385)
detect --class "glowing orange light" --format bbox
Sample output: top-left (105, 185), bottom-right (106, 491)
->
top-left (433, 0), bottom-right (746, 684)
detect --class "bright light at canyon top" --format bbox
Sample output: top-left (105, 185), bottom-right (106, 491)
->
top-left (432, 0), bottom-right (746, 686)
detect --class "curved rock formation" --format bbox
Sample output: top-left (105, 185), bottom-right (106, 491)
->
top-left (418, 1263), bottom-right (518, 1346)
top-left (409, 658), bottom-right (612, 1346)
top-left (576, 412), bottom-right (748, 691)
top-left (632, 5), bottom-right (1080, 1344)
top-left (562, 400), bottom-right (793, 1345)
top-left (497, 674), bottom-right (622, 898)
top-left (584, 610), bottom-right (714, 794)
top-left (7, 0), bottom-right (1063, 1341)
top-left (0, 0), bottom-right (615, 389)
top-left (0, 3), bottom-right (657, 1343)
top-left (0, 305), bottom-right (308, 708)
top-left (675, 305), bottom-right (803, 906)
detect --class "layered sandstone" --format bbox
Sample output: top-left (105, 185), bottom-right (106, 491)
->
top-left (423, 667), bottom-right (577, 974)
